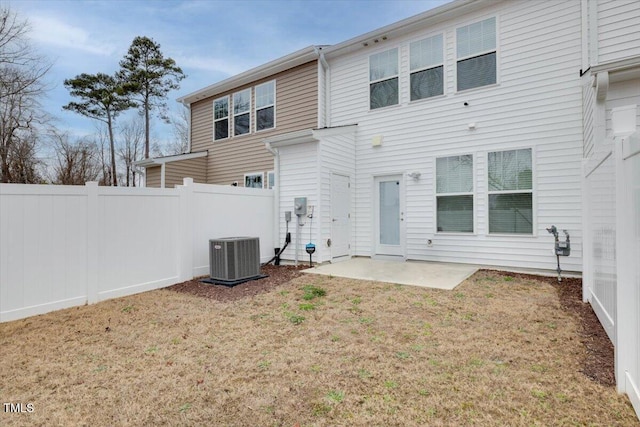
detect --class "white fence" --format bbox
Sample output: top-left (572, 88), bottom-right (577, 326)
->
top-left (583, 115), bottom-right (640, 416)
top-left (0, 179), bottom-right (274, 322)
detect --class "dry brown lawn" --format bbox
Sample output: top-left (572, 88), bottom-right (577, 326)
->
top-left (1, 270), bottom-right (638, 426)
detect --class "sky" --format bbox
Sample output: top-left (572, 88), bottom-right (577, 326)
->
top-left (9, 0), bottom-right (452, 150)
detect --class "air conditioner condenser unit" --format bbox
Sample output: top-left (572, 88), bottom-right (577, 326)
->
top-left (207, 237), bottom-right (262, 284)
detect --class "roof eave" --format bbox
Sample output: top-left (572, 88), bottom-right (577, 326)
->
top-left (177, 46), bottom-right (322, 105)
top-left (322, 0), bottom-right (490, 59)
top-left (133, 150), bottom-right (208, 167)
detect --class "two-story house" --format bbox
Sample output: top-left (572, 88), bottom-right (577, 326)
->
top-left (136, 46), bottom-right (324, 189)
top-left (272, 0), bottom-right (585, 274)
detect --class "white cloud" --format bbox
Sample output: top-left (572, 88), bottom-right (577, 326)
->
top-left (29, 15), bottom-right (117, 56)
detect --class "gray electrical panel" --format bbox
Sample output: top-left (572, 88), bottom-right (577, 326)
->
top-left (294, 197), bottom-right (307, 216)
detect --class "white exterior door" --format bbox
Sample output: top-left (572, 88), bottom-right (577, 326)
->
top-left (331, 173), bottom-right (350, 260)
top-left (374, 175), bottom-right (405, 257)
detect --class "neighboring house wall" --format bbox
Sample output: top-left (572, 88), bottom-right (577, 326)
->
top-left (190, 61), bottom-right (318, 186)
top-left (326, 0), bottom-right (584, 272)
top-left (146, 166), bottom-right (161, 187)
top-left (144, 157), bottom-right (207, 189)
top-left (597, 0), bottom-right (640, 64)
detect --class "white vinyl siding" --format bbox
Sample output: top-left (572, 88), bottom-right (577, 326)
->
top-left (256, 80), bottom-right (276, 131)
top-left (233, 88), bottom-right (251, 136)
top-left (327, 0), bottom-right (583, 272)
top-left (410, 34), bottom-right (444, 101)
top-left (597, 0), bottom-right (640, 64)
top-left (436, 155), bottom-right (473, 233)
top-left (369, 48), bottom-right (399, 109)
top-left (456, 17), bottom-right (497, 91)
top-left (213, 96), bottom-right (229, 140)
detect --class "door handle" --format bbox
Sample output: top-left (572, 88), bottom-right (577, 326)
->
top-left (332, 218), bottom-right (337, 222)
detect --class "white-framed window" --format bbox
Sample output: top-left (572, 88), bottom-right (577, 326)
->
top-left (487, 148), bottom-right (533, 234)
top-left (267, 171), bottom-right (275, 189)
top-left (244, 172), bottom-right (264, 188)
top-left (213, 96), bottom-right (229, 140)
top-left (456, 17), bottom-right (497, 91)
top-left (410, 34), bottom-right (444, 101)
top-left (233, 88), bottom-right (251, 136)
top-left (436, 154), bottom-right (474, 233)
top-left (369, 48), bottom-right (399, 109)
top-left (255, 80), bottom-right (275, 131)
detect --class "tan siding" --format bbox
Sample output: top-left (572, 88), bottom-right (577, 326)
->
top-left (189, 60), bottom-right (318, 185)
top-left (146, 166), bottom-right (161, 188)
top-left (165, 157), bottom-right (207, 188)
top-left (144, 158), bottom-right (207, 188)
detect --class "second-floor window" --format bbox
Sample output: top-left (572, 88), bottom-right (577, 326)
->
top-left (256, 81), bottom-right (275, 131)
top-left (369, 48), bottom-right (398, 109)
top-left (213, 96), bottom-right (229, 140)
top-left (410, 34), bottom-right (444, 101)
top-left (456, 17), bottom-right (496, 91)
top-left (233, 88), bottom-right (251, 136)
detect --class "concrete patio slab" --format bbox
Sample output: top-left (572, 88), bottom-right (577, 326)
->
top-left (302, 257), bottom-right (478, 290)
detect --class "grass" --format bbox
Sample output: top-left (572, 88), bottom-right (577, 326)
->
top-left (0, 271), bottom-right (637, 426)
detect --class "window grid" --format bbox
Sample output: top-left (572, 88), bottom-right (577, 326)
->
top-left (369, 48), bottom-right (399, 110)
top-left (244, 172), bottom-right (264, 189)
top-left (456, 17), bottom-right (497, 91)
top-left (410, 34), bottom-right (444, 101)
top-left (255, 80), bottom-right (275, 131)
top-left (233, 88), bottom-right (251, 136)
top-left (213, 96), bottom-right (229, 141)
top-left (436, 155), bottom-right (474, 233)
top-left (487, 148), bottom-right (533, 235)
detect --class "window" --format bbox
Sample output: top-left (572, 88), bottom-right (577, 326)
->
top-left (213, 96), bottom-right (229, 140)
top-left (244, 172), bottom-right (264, 188)
top-left (436, 155), bottom-right (474, 232)
top-left (410, 34), bottom-right (444, 101)
top-left (488, 148), bottom-right (533, 234)
top-left (456, 17), bottom-right (496, 91)
top-left (267, 171), bottom-right (275, 189)
top-left (255, 81), bottom-right (275, 131)
top-left (369, 48), bottom-right (398, 109)
top-left (233, 88), bottom-right (251, 136)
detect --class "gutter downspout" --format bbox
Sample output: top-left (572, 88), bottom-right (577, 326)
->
top-left (160, 163), bottom-right (166, 189)
top-left (317, 49), bottom-right (331, 128)
top-left (265, 142), bottom-right (280, 255)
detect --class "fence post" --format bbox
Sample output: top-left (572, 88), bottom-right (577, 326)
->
top-left (177, 178), bottom-right (194, 282)
top-left (85, 181), bottom-right (99, 304)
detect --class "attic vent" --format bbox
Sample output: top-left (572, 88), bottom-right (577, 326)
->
top-left (209, 237), bottom-right (260, 281)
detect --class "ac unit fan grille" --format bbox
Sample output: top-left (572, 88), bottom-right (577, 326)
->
top-left (209, 237), bottom-right (260, 281)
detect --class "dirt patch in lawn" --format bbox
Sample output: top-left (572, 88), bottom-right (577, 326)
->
top-left (1, 267), bottom-right (637, 426)
top-left (168, 264), bottom-right (310, 302)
